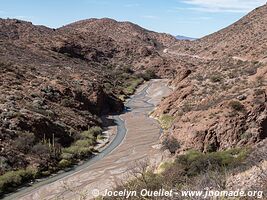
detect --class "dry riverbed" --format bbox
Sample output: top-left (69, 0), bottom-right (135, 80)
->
top-left (5, 79), bottom-right (172, 200)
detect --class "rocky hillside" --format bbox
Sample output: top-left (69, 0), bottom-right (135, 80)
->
top-left (147, 4), bottom-right (267, 196)
top-left (154, 4), bottom-right (267, 153)
top-left (50, 18), bottom-right (176, 75)
top-left (170, 4), bottom-right (267, 62)
top-left (0, 17), bottom-right (176, 193)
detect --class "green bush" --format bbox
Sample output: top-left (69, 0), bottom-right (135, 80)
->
top-left (60, 126), bottom-right (102, 164)
top-left (61, 152), bottom-right (74, 160)
top-left (107, 148), bottom-right (251, 200)
top-left (0, 168), bottom-right (37, 194)
top-left (175, 148), bottom-right (250, 177)
top-left (159, 114), bottom-right (174, 130)
top-left (74, 139), bottom-right (94, 147)
top-left (123, 78), bottom-right (144, 95)
top-left (80, 126), bottom-right (102, 139)
top-left (58, 159), bottom-right (72, 169)
top-left (62, 145), bottom-right (93, 158)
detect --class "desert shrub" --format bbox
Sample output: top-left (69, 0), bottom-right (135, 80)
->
top-left (74, 139), bottom-right (94, 147)
top-left (123, 77), bottom-right (144, 95)
top-left (210, 74), bottom-right (223, 83)
top-left (0, 168), bottom-right (37, 194)
top-left (229, 100), bottom-right (245, 112)
top-left (105, 149), bottom-right (250, 200)
top-left (244, 66), bottom-right (257, 76)
top-left (31, 143), bottom-right (50, 156)
top-left (131, 171), bottom-right (162, 191)
top-left (159, 114), bottom-right (174, 130)
top-left (181, 101), bottom-right (194, 113)
top-left (60, 126), bottom-right (102, 163)
top-left (80, 126), bottom-right (102, 139)
top-left (27, 105), bottom-right (55, 118)
top-left (116, 170), bottom-right (163, 195)
top-left (61, 152), bottom-right (74, 160)
top-left (61, 98), bottom-right (74, 107)
top-left (123, 66), bottom-right (134, 74)
top-left (97, 134), bottom-right (105, 140)
top-left (13, 132), bottom-right (35, 153)
top-left (58, 159), bottom-right (72, 169)
top-left (161, 162), bottom-right (186, 187)
top-left (175, 148), bottom-right (250, 177)
top-left (62, 146), bottom-right (93, 158)
top-left (162, 137), bottom-right (180, 154)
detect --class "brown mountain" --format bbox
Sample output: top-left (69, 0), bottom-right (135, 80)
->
top-left (154, 4), bottom-right (267, 152)
top-left (1, 5), bottom-right (267, 195)
top-left (0, 17), bottom-right (176, 192)
top-left (170, 4), bottom-right (267, 62)
top-left (147, 4), bottom-right (267, 193)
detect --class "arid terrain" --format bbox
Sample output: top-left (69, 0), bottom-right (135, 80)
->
top-left (0, 3), bottom-right (267, 200)
top-left (0, 17), bottom-right (176, 197)
top-left (151, 4), bottom-right (267, 196)
top-left (5, 80), bottom-right (172, 200)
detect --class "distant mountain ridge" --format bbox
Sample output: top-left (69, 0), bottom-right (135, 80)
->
top-left (175, 35), bottom-right (196, 41)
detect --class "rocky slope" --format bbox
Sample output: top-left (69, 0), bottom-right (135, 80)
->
top-left (1, 5), bottom-right (267, 196)
top-left (48, 18), bottom-right (177, 76)
top-left (151, 4), bottom-right (267, 194)
top-left (170, 4), bottom-right (267, 62)
top-left (154, 4), bottom-right (267, 153)
top-left (0, 17), bottom-right (176, 193)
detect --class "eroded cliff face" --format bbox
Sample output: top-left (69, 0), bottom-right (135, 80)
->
top-left (154, 58), bottom-right (267, 153)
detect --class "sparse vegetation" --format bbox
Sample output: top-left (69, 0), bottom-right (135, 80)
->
top-left (210, 74), bottom-right (223, 83)
top-left (0, 126), bottom-right (103, 196)
top-left (0, 168), bottom-right (37, 195)
top-left (102, 65), bottom-right (158, 100)
top-left (58, 159), bottom-right (72, 169)
top-left (229, 100), bottom-right (245, 112)
top-left (158, 114), bottom-right (174, 130)
top-left (2, 5), bottom-right (267, 198)
top-left (13, 132), bottom-right (35, 153)
top-left (175, 148), bottom-right (250, 176)
top-left (106, 148), bottom-right (250, 200)
top-left (162, 137), bottom-right (180, 154)
top-left (61, 126), bottom-right (102, 162)
top-left (123, 77), bottom-right (144, 96)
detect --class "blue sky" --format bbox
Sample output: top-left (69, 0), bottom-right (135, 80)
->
top-left (0, 0), bottom-right (265, 38)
